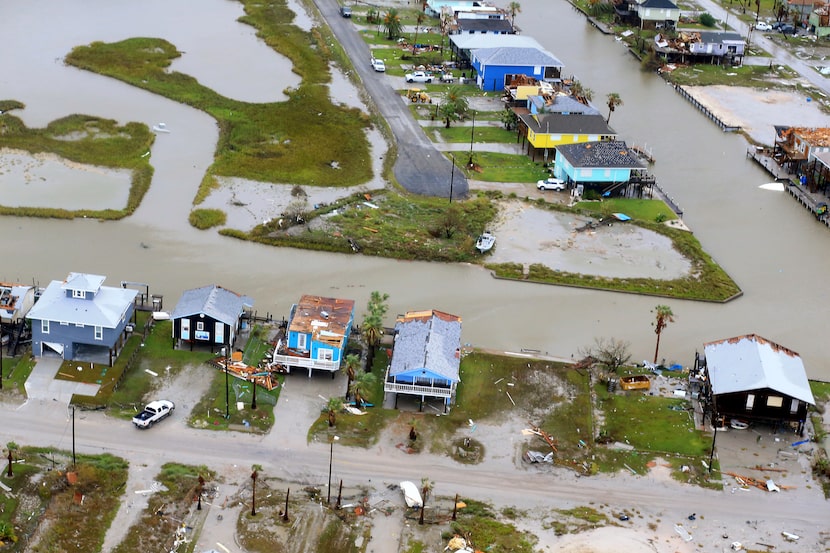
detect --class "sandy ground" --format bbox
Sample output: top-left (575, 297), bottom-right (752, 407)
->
top-left (682, 85), bottom-right (830, 146)
top-left (486, 201), bottom-right (692, 279)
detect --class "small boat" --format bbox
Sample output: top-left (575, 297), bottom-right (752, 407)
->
top-left (399, 481), bottom-right (423, 508)
top-left (475, 231), bottom-right (495, 253)
top-left (152, 122), bottom-right (171, 133)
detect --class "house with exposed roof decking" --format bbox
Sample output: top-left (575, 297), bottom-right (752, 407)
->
top-left (470, 46), bottom-right (563, 91)
top-left (455, 18), bottom-right (514, 35)
top-left (0, 282), bottom-right (35, 324)
top-left (384, 310), bottom-right (462, 412)
top-left (171, 285), bottom-right (253, 351)
top-left (698, 334), bottom-right (815, 434)
top-left (26, 272), bottom-right (138, 366)
top-left (552, 140), bottom-right (645, 190)
top-left (272, 295), bottom-right (355, 377)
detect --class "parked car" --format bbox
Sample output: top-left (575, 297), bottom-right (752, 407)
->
top-left (132, 400), bottom-right (175, 429)
top-left (405, 71), bottom-right (433, 83)
top-left (536, 177), bottom-right (566, 191)
top-left (780, 23), bottom-right (797, 34)
top-left (755, 21), bottom-right (772, 31)
top-left (371, 58), bottom-right (386, 72)
top-left (770, 21), bottom-right (784, 30)
top-left (339, 5), bottom-right (352, 17)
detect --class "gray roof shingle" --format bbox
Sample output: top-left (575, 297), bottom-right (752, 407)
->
top-left (171, 285), bottom-right (253, 326)
top-left (555, 140), bottom-right (645, 169)
top-left (520, 113), bottom-right (614, 135)
top-left (390, 310), bottom-right (462, 382)
top-left (473, 46), bottom-right (563, 68)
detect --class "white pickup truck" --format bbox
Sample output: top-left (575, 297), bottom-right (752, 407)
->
top-left (132, 400), bottom-right (175, 428)
top-left (405, 71), bottom-right (433, 83)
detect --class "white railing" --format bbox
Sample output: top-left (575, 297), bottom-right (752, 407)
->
top-left (383, 381), bottom-right (453, 398)
top-left (272, 353), bottom-right (340, 372)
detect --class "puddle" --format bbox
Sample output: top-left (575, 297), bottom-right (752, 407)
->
top-left (0, 149), bottom-right (131, 210)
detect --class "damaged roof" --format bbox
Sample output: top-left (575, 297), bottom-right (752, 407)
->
top-left (555, 140), bottom-right (645, 169)
top-left (289, 295), bottom-right (355, 347)
top-left (703, 334), bottom-right (815, 404)
top-left (390, 310), bottom-right (462, 381)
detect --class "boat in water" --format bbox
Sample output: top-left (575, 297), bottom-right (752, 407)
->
top-left (475, 231), bottom-right (495, 253)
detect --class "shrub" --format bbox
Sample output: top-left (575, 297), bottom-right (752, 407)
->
top-left (699, 13), bottom-right (717, 27)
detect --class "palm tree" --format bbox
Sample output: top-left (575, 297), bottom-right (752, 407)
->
top-left (326, 397), bottom-right (343, 427)
top-left (367, 291), bottom-right (389, 320)
top-left (570, 80), bottom-right (593, 104)
top-left (418, 477), bottom-right (433, 525)
top-left (438, 86), bottom-right (469, 128)
top-left (412, 11), bottom-right (426, 53)
top-left (652, 305), bottom-right (675, 364)
top-left (361, 313), bottom-right (383, 369)
top-left (250, 464), bottom-right (262, 516)
top-left (606, 93), bottom-right (623, 123)
top-left (341, 353), bottom-right (361, 400)
top-left (508, 1), bottom-right (522, 31)
top-left (349, 372), bottom-right (377, 409)
top-left (383, 9), bottom-right (402, 40)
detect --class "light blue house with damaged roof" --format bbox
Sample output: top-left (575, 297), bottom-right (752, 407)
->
top-left (27, 272), bottom-right (138, 366)
top-left (384, 310), bottom-right (462, 412)
top-left (470, 46), bottom-right (563, 91)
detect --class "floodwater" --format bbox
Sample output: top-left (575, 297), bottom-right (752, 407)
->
top-left (2, 0), bottom-right (830, 379)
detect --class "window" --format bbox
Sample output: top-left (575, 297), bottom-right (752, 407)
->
top-left (790, 399), bottom-right (800, 414)
top-left (318, 349), bottom-right (333, 361)
top-left (94, 326), bottom-right (103, 341)
top-left (745, 394), bottom-right (755, 410)
top-left (42, 320), bottom-right (49, 334)
top-left (60, 321), bottom-right (69, 326)
top-left (73, 289), bottom-right (85, 299)
top-left (297, 333), bottom-right (308, 351)
top-left (196, 321), bottom-right (204, 331)
top-left (766, 396), bottom-right (783, 408)
top-left (75, 323), bottom-right (84, 328)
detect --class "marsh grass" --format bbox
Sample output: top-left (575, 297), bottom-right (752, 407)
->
top-left (189, 208), bottom-right (227, 229)
top-left (64, 0), bottom-right (374, 198)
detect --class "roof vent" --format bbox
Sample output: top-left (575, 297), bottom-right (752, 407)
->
top-left (321, 310), bottom-right (329, 319)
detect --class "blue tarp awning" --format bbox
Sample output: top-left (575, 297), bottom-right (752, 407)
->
top-left (612, 213), bottom-right (631, 221)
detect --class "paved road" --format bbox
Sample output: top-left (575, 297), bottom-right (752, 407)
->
top-left (693, 0), bottom-right (830, 95)
top-left (5, 376), bottom-right (827, 551)
top-left (319, 0), bottom-right (468, 199)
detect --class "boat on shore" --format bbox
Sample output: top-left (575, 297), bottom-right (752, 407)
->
top-left (475, 231), bottom-right (495, 253)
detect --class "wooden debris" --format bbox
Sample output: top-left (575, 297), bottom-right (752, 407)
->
top-left (209, 357), bottom-right (279, 390)
top-left (724, 471), bottom-right (795, 491)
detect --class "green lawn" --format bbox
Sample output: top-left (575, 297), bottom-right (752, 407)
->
top-left (430, 125), bottom-right (517, 144)
top-left (575, 198), bottom-right (677, 223)
top-left (457, 151), bottom-right (549, 183)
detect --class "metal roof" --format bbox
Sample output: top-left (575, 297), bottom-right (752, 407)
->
top-left (171, 285), bottom-right (253, 326)
top-left (555, 140), bottom-right (645, 169)
top-left (703, 334), bottom-right (815, 404)
top-left (451, 34), bottom-right (543, 51)
top-left (27, 274), bottom-right (137, 328)
top-left (390, 310), bottom-right (462, 381)
top-left (456, 19), bottom-right (513, 33)
top-left (473, 46), bottom-right (563, 68)
top-left (62, 272), bottom-right (105, 293)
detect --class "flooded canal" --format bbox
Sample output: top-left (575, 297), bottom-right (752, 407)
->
top-left (1, 0), bottom-right (829, 379)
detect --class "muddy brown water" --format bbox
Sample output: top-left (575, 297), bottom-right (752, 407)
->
top-left (2, 0), bottom-right (830, 379)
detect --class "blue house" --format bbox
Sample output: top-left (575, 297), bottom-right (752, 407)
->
top-left (384, 310), bottom-right (462, 412)
top-left (171, 285), bottom-right (252, 351)
top-left (553, 140), bottom-right (646, 194)
top-left (272, 295), bottom-right (355, 377)
top-left (470, 46), bottom-right (563, 91)
top-left (26, 272), bottom-right (138, 366)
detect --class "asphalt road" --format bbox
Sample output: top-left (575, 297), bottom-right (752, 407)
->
top-left (319, 0), bottom-right (469, 199)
